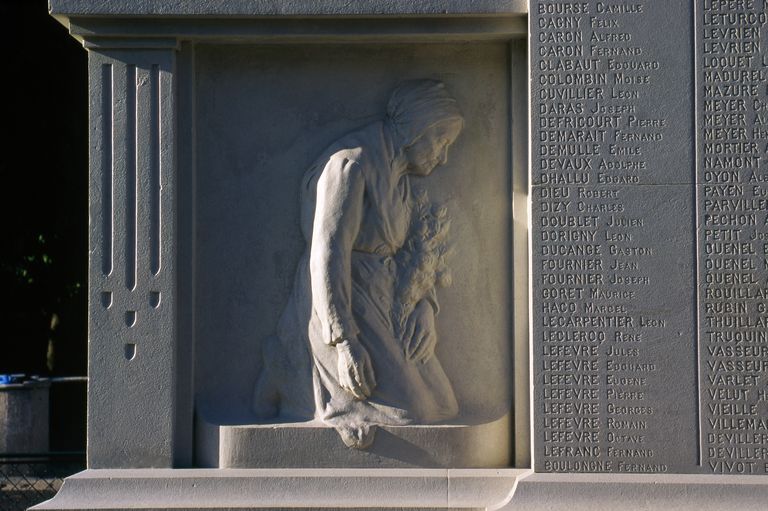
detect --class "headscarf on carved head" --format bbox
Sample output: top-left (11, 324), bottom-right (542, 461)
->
top-left (386, 80), bottom-right (464, 149)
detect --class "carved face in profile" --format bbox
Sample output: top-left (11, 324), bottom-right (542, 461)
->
top-left (403, 118), bottom-right (463, 176)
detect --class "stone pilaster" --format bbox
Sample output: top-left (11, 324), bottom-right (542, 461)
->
top-left (86, 40), bottom-right (180, 468)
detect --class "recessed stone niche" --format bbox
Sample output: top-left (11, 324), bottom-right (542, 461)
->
top-left (192, 42), bottom-right (518, 468)
top-left (188, 42), bottom-right (521, 466)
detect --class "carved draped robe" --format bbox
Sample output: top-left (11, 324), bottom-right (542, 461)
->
top-left (269, 121), bottom-right (458, 432)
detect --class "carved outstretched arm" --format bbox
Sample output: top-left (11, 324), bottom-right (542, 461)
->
top-left (309, 155), bottom-right (364, 346)
top-left (309, 155), bottom-right (376, 399)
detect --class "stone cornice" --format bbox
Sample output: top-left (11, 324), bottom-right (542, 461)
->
top-left (49, 0), bottom-right (528, 18)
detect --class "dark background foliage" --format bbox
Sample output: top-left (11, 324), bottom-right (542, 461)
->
top-left (0, 1), bottom-right (88, 450)
top-left (0, 0), bottom-right (87, 378)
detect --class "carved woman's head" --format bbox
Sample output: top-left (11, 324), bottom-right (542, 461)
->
top-left (386, 80), bottom-right (464, 176)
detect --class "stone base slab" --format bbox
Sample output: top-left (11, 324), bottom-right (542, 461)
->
top-left (31, 469), bottom-right (768, 510)
top-left (509, 472), bottom-right (768, 511)
top-left (197, 415), bottom-right (511, 468)
top-left (31, 468), bottom-right (523, 510)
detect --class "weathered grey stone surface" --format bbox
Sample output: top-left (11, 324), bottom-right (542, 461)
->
top-left (50, 3), bottom-right (528, 479)
top-left (531, 0), bottom-right (698, 474)
top-left (695, 0), bottom-right (768, 476)
top-left (505, 472), bottom-right (768, 511)
top-left (31, 469), bottom-right (768, 510)
top-left (532, 0), bottom-right (768, 476)
top-left (40, 0), bottom-right (768, 509)
top-left (85, 45), bottom-right (187, 469)
top-left (49, 0), bottom-right (527, 17)
top-left (31, 468), bottom-right (523, 510)
top-left (196, 416), bottom-right (510, 468)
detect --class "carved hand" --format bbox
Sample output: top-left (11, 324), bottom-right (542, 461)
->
top-left (403, 300), bottom-right (437, 363)
top-left (336, 339), bottom-right (377, 400)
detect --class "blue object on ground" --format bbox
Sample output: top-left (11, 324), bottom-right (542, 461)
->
top-left (0, 374), bottom-right (27, 384)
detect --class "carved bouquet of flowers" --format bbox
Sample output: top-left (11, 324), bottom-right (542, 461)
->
top-left (393, 188), bottom-right (453, 342)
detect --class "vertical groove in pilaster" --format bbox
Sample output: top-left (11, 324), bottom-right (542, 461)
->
top-left (126, 64), bottom-right (137, 291)
top-left (159, 65), bottom-right (175, 281)
top-left (150, 64), bottom-right (161, 276)
top-left (101, 63), bottom-right (114, 277)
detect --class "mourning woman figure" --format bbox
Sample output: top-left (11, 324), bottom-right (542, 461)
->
top-left (253, 80), bottom-right (464, 448)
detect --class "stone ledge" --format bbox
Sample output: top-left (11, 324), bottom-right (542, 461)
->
top-left (505, 473), bottom-right (768, 511)
top-left (31, 468), bottom-right (524, 510)
top-left (48, 0), bottom-right (528, 18)
top-left (31, 469), bottom-right (768, 510)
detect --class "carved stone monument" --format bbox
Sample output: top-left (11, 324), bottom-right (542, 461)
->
top-left (36, 0), bottom-right (768, 509)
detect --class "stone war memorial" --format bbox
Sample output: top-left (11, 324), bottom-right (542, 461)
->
top-left (36, 0), bottom-right (768, 509)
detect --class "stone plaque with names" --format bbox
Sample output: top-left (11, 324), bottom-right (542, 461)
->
top-left (698, 0), bottom-right (768, 476)
top-left (533, 0), bottom-right (768, 476)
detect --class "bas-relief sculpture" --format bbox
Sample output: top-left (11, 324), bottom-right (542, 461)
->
top-left (191, 43), bottom-right (512, 469)
top-left (252, 80), bottom-right (464, 449)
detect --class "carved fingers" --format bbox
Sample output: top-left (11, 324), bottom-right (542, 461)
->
top-left (403, 300), bottom-right (437, 363)
top-left (402, 311), bottom-right (419, 355)
top-left (410, 328), bottom-right (437, 363)
top-left (336, 339), bottom-right (377, 400)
